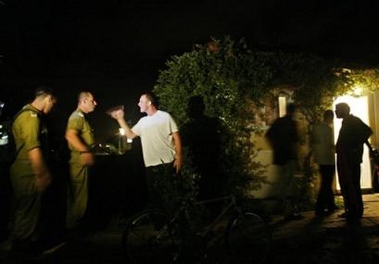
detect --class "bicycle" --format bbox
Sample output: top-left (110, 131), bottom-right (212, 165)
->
top-left (121, 194), bottom-right (271, 263)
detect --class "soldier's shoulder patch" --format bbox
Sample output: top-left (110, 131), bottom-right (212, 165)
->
top-left (70, 111), bottom-right (84, 119)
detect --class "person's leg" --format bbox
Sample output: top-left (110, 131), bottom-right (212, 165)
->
top-left (152, 163), bottom-right (179, 214)
top-left (10, 168), bottom-right (41, 242)
top-left (337, 152), bottom-right (350, 215)
top-left (315, 165), bottom-right (328, 215)
top-left (145, 166), bottom-right (163, 211)
top-left (66, 164), bottom-right (88, 229)
top-left (350, 163), bottom-right (363, 218)
top-left (145, 164), bottom-right (178, 232)
top-left (323, 165), bottom-right (337, 211)
top-left (279, 160), bottom-right (300, 218)
top-left (39, 174), bottom-right (67, 250)
top-left (9, 167), bottom-right (41, 257)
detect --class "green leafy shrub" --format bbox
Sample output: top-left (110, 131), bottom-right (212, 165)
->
top-left (154, 37), bottom-right (273, 198)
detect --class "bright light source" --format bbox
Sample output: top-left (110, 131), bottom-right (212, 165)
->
top-left (127, 138), bottom-right (133, 143)
top-left (278, 96), bottom-right (286, 117)
top-left (352, 86), bottom-right (363, 96)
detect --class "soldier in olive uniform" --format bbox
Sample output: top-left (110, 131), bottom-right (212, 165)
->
top-left (9, 87), bottom-right (56, 252)
top-left (65, 91), bottom-right (97, 229)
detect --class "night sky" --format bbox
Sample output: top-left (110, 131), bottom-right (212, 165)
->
top-left (1, 0), bottom-right (379, 135)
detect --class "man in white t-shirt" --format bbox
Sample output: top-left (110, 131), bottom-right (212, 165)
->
top-left (311, 110), bottom-right (337, 216)
top-left (109, 92), bottom-right (182, 212)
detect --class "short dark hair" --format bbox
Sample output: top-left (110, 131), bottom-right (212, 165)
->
top-left (187, 95), bottom-right (205, 118)
top-left (78, 91), bottom-right (93, 102)
top-left (286, 103), bottom-right (296, 114)
top-left (143, 92), bottom-right (159, 108)
top-left (336, 102), bottom-right (350, 113)
top-left (35, 85), bottom-right (55, 99)
top-left (323, 109), bottom-right (334, 120)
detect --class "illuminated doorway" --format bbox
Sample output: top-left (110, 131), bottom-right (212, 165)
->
top-left (333, 95), bottom-right (372, 191)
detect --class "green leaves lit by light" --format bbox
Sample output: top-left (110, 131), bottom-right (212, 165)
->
top-left (333, 68), bottom-right (379, 98)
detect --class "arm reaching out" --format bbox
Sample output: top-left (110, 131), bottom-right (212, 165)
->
top-left (109, 109), bottom-right (138, 139)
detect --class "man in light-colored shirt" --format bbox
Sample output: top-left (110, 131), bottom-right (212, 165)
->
top-left (109, 92), bottom-right (182, 212)
top-left (311, 110), bottom-right (337, 216)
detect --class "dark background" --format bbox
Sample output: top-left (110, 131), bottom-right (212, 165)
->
top-left (2, 0), bottom-right (379, 174)
top-left (2, 0), bottom-right (379, 123)
top-left (1, 0), bottom-right (379, 163)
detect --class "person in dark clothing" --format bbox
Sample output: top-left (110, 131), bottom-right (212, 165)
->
top-left (265, 103), bottom-right (303, 221)
top-left (311, 110), bottom-right (337, 216)
top-left (181, 96), bottom-right (228, 201)
top-left (335, 102), bottom-right (372, 221)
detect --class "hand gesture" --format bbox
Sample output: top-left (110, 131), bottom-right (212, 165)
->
top-left (110, 109), bottom-right (124, 120)
top-left (106, 105), bottom-right (124, 120)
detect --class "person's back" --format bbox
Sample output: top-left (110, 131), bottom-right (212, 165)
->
top-left (336, 114), bottom-right (372, 162)
top-left (311, 110), bottom-right (335, 166)
top-left (266, 104), bottom-right (299, 165)
top-left (265, 103), bottom-right (303, 220)
top-left (181, 96), bottom-right (227, 200)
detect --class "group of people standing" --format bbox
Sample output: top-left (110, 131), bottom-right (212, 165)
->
top-left (3, 84), bottom-right (373, 260)
top-left (313, 103), bottom-right (372, 221)
top-left (3, 86), bottom-right (189, 260)
top-left (266, 102), bottom-right (372, 222)
top-left (5, 87), bottom-right (99, 258)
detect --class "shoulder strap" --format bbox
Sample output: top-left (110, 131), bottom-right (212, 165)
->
top-left (11, 107), bottom-right (41, 160)
top-left (12, 107), bottom-right (40, 123)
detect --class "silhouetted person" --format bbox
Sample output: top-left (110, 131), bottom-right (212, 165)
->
top-left (265, 103), bottom-right (303, 221)
top-left (335, 102), bottom-right (372, 221)
top-left (181, 96), bottom-right (227, 201)
top-left (311, 110), bottom-right (337, 216)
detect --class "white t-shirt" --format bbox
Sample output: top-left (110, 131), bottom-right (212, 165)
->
top-left (132, 110), bottom-right (179, 167)
top-left (311, 122), bottom-right (335, 165)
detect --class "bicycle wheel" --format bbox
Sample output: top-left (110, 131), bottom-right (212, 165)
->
top-left (122, 209), bottom-right (182, 264)
top-left (227, 211), bottom-right (271, 264)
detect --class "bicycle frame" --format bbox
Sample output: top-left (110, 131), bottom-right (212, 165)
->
top-left (122, 193), bottom-right (271, 264)
top-left (193, 194), bottom-right (240, 238)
